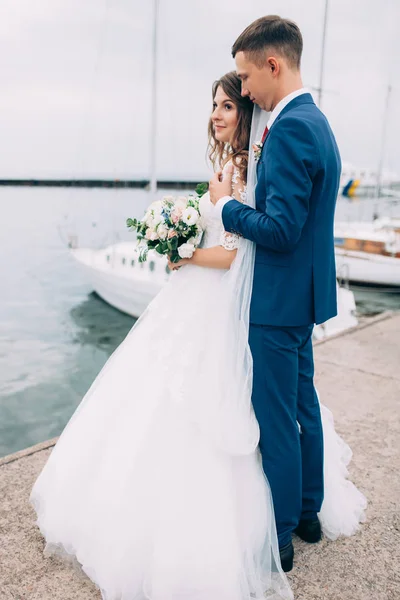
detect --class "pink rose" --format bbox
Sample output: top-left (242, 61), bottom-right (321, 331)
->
top-left (168, 230), bottom-right (177, 239)
top-left (145, 229), bottom-right (158, 241)
top-left (171, 207), bottom-right (183, 223)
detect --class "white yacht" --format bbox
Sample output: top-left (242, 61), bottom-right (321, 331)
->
top-left (335, 218), bottom-right (400, 287)
top-left (71, 242), bottom-right (171, 318)
top-left (71, 240), bottom-right (358, 340)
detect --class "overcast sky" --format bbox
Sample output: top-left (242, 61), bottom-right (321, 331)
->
top-left (0, 0), bottom-right (399, 179)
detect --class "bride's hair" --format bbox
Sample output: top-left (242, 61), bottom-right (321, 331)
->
top-left (207, 71), bottom-right (253, 181)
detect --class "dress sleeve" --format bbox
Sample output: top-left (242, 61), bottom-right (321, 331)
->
top-left (219, 165), bottom-right (246, 251)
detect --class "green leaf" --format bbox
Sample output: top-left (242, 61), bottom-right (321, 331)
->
top-left (170, 236), bottom-right (179, 249)
top-left (170, 252), bottom-right (181, 263)
top-left (138, 247), bottom-right (148, 262)
top-left (195, 182), bottom-right (208, 197)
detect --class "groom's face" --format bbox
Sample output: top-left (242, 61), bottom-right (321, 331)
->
top-left (235, 51), bottom-right (277, 112)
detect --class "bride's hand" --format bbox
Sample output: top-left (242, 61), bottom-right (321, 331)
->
top-left (209, 163), bottom-right (234, 205)
top-left (167, 257), bottom-right (189, 271)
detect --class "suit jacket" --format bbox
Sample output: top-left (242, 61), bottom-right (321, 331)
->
top-left (222, 93), bottom-right (341, 326)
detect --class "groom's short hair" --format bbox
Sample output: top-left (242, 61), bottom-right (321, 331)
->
top-left (232, 15), bottom-right (303, 70)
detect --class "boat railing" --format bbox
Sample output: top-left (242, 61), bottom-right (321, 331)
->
top-left (384, 231), bottom-right (400, 255)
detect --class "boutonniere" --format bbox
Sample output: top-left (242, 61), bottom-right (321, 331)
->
top-left (252, 140), bottom-right (263, 162)
top-left (252, 125), bottom-right (269, 162)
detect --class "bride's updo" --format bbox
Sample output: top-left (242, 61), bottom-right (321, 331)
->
top-left (207, 71), bottom-right (253, 181)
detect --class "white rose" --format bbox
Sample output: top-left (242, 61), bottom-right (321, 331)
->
top-left (174, 198), bottom-right (187, 212)
top-left (151, 200), bottom-right (163, 213)
top-left (157, 223), bottom-right (168, 240)
top-left (152, 212), bottom-right (164, 226)
top-left (181, 207), bottom-right (199, 226)
top-left (142, 209), bottom-right (152, 224)
top-left (145, 217), bottom-right (155, 229)
top-left (178, 242), bottom-right (195, 258)
top-left (188, 229), bottom-right (203, 246)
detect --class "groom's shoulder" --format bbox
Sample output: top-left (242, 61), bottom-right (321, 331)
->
top-left (267, 109), bottom-right (323, 168)
top-left (288, 101), bottom-right (333, 132)
top-left (273, 103), bottom-right (331, 145)
top-left (280, 101), bottom-right (323, 126)
top-left (272, 109), bottom-right (319, 146)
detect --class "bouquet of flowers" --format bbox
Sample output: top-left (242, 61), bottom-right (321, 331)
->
top-left (126, 183), bottom-right (208, 264)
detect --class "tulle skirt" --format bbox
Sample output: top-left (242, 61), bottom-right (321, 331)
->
top-left (319, 403), bottom-right (367, 540)
top-left (30, 264), bottom-right (293, 600)
top-left (29, 263), bottom-right (366, 599)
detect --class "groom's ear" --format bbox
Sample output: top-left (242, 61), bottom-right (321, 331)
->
top-left (267, 57), bottom-right (280, 76)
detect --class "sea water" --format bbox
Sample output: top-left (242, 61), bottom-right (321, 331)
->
top-left (0, 186), bottom-right (399, 457)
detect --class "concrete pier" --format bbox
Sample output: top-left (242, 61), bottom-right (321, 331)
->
top-left (1, 313), bottom-right (399, 599)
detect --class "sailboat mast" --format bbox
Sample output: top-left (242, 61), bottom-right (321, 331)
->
top-left (375, 84), bottom-right (392, 201)
top-left (317, 0), bottom-right (329, 109)
top-left (149, 0), bottom-right (159, 196)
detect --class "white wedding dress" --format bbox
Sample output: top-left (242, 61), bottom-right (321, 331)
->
top-left (30, 167), bottom-right (366, 600)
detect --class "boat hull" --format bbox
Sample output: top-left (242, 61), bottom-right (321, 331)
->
top-left (71, 246), bottom-right (166, 318)
top-left (335, 247), bottom-right (400, 287)
top-left (71, 243), bottom-right (358, 340)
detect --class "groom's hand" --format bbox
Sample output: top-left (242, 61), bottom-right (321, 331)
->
top-left (209, 163), bottom-right (234, 205)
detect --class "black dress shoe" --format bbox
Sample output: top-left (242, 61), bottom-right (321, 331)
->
top-left (279, 540), bottom-right (294, 572)
top-left (294, 518), bottom-right (322, 543)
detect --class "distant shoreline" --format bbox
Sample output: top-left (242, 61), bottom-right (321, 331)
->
top-left (0, 179), bottom-right (202, 190)
top-left (2, 179), bottom-right (399, 198)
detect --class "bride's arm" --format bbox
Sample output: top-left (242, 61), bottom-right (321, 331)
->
top-left (184, 244), bottom-right (238, 269)
top-left (170, 167), bottom-right (245, 270)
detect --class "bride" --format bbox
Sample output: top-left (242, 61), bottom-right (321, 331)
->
top-left (30, 71), bottom-right (366, 600)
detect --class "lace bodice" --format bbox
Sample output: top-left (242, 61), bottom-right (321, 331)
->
top-left (199, 163), bottom-right (247, 250)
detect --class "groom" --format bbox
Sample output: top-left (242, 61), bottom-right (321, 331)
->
top-left (210, 16), bottom-right (341, 571)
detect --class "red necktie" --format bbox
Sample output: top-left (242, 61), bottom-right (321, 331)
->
top-left (261, 126), bottom-right (269, 144)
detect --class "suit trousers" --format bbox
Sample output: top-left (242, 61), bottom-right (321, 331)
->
top-left (249, 322), bottom-right (324, 548)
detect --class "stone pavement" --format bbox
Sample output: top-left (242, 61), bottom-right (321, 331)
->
top-left (1, 312), bottom-right (399, 600)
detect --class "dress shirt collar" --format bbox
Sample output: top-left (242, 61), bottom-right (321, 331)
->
top-left (267, 88), bottom-right (309, 129)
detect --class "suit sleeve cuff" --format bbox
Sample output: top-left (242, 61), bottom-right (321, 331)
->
top-left (214, 196), bottom-right (233, 219)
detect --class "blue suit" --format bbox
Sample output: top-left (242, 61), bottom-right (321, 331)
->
top-left (222, 93), bottom-right (341, 547)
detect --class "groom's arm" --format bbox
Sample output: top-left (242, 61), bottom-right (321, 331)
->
top-left (219, 117), bottom-right (320, 253)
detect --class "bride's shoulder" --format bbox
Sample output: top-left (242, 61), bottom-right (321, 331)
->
top-left (220, 158), bottom-right (243, 185)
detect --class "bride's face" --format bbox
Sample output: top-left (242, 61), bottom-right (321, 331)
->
top-left (211, 86), bottom-right (238, 145)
